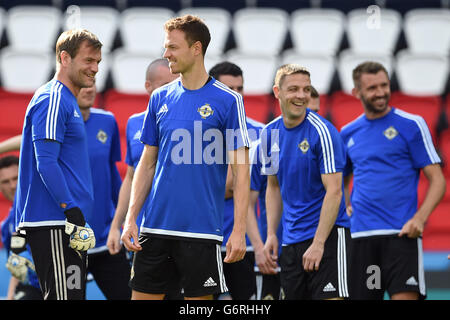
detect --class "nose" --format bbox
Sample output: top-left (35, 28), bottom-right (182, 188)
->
top-left (163, 48), bottom-right (170, 59)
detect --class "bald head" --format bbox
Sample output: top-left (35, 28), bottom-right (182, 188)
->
top-left (145, 58), bottom-right (179, 95)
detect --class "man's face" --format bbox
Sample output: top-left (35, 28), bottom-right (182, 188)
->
top-left (145, 65), bottom-right (179, 95)
top-left (67, 41), bottom-right (102, 89)
top-left (217, 75), bottom-right (244, 95)
top-left (274, 73), bottom-right (311, 121)
top-left (163, 29), bottom-right (197, 75)
top-left (309, 96), bottom-right (320, 112)
top-left (354, 71), bottom-right (391, 115)
top-left (77, 85), bottom-right (97, 109)
top-left (0, 164), bottom-right (18, 202)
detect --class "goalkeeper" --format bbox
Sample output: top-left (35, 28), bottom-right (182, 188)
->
top-left (14, 29), bottom-right (101, 300)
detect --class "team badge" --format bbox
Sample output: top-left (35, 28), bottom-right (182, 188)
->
top-left (383, 126), bottom-right (398, 140)
top-left (97, 129), bottom-right (108, 144)
top-left (197, 104), bottom-right (214, 119)
top-left (298, 138), bottom-right (310, 154)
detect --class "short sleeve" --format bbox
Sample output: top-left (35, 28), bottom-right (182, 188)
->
top-left (316, 123), bottom-right (346, 175)
top-left (140, 95), bottom-right (159, 147)
top-left (224, 93), bottom-right (250, 151)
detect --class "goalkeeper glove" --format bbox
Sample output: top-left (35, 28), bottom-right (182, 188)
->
top-left (64, 207), bottom-right (96, 251)
top-left (6, 253), bottom-right (35, 283)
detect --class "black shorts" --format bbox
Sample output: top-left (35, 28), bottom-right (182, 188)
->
top-left (256, 272), bottom-right (282, 300)
top-left (26, 227), bottom-right (88, 300)
top-left (130, 234), bottom-right (227, 298)
top-left (349, 235), bottom-right (426, 300)
top-left (280, 226), bottom-right (350, 300)
top-left (220, 250), bottom-right (256, 300)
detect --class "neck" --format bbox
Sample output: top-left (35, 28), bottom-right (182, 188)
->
top-left (180, 60), bottom-right (209, 90)
top-left (55, 68), bottom-right (80, 98)
top-left (365, 106), bottom-right (391, 120)
top-left (282, 110), bottom-right (307, 129)
top-left (80, 107), bottom-right (90, 122)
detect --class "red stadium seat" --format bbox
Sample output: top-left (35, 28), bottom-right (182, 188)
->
top-left (389, 92), bottom-right (442, 143)
top-left (0, 89), bottom-right (32, 135)
top-left (244, 94), bottom-right (273, 124)
top-left (329, 91), bottom-right (364, 130)
top-left (423, 200), bottom-right (450, 250)
top-left (103, 89), bottom-right (149, 135)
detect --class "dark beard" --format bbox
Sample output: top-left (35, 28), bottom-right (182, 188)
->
top-left (361, 94), bottom-right (390, 114)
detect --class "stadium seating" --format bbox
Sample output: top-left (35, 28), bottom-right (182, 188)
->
top-left (226, 50), bottom-right (278, 95)
top-left (0, 47), bottom-right (53, 93)
top-left (178, 7), bottom-right (231, 56)
top-left (281, 50), bottom-right (336, 94)
top-left (337, 49), bottom-right (393, 95)
top-left (0, 8), bottom-right (5, 44)
top-left (232, 8), bottom-right (289, 56)
top-left (119, 7), bottom-right (174, 54)
top-left (395, 50), bottom-right (449, 96)
top-left (346, 8), bottom-right (402, 55)
top-left (0, 89), bottom-right (31, 136)
top-left (110, 49), bottom-right (159, 94)
top-left (290, 9), bottom-right (345, 56)
top-left (6, 6), bottom-right (61, 52)
top-left (62, 6), bottom-right (120, 53)
top-left (328, 91), bottom-right (364, 130)
top-left (404, 8), bottom-right (450, 55)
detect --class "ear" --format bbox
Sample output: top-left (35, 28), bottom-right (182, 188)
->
top-left (144, 80), bottom-right (152, 95)
top-left (273, 85), bottom-right (280, 99)
top-left (351, 87), bottom-right (360, 99)
top-left (192, 40), bottom-right (203, 56)
top-left (59, 50), bottom-right (72, 67)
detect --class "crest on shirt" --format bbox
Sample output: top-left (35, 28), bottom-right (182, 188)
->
top-left (197, 104), bottom-right (214, 119)
top-left (97, 129), bottom-right (108, 144)
top-left (298, 138), bottom-right (310, 154)
top-left (383, 126), bottom-right (398, 140)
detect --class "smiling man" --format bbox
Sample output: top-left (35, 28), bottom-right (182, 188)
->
top-left (15, 29), bottom-right (102, 300)
top-left (262, 64), bottom-right (351, 300)
top-left (341, 61), bottom-right (446, 300)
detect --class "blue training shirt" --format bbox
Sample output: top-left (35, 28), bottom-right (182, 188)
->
top-left (340, 107), bottom-right (441, 238)
top-left (85, 108), bottom-right (122, 252)
top-left (261, 109), bottom-right (350, 245)
top-left (16, 79), bottom-right (94, 229)
top-left (139, 77), bottom-right (250, 243)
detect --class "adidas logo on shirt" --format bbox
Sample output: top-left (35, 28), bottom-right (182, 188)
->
top-left (405, 276), bottom-right (418, 286)
top-left (203, 277), bottom-right (217, 287)
top-left (133, 130), bottom-right (141, 141)
top-left (271, 142), bottom-right (280, 153)
top-left (74, 109), bottom-right (80, 118)
top-left (156, 103), bottom-right (168, 116)
top-left (323, 282), bottom-right (336, 292)
top-left (347, 137), bottom-right (355, 148)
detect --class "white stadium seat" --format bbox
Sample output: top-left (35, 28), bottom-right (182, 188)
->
top-left (111, 49), bottom-right (159, 94)
top-left (337, 49), bottom-right (393, 95)
top-left (281, 50), bottom-right (336, 94)
top-left (226, 50), bottom-right (278, 95)
top-left (404, 9), bottom-right (450, 55)
top-left (395, 49), bottom-right (449, 96)
top-left (0, 8), bottom-right (5, 45)
top-left (204, 54), bottom-right (226, 74)
top-left (95, 53), bottom-right (110, 92)
top-left (233, 8), bottom-right (289, 56)
top-left (347, 8), bottom-right (402, 55)
top-left (290, 9), bottom-right (345, 56)
top-left (6, 6), bottom-right (61, 52)
top-left (63, 6), bottom-right (120, 53)
top-left (178, 7), bottom-right (231, 56)
top-left (120, 7), bottom-right (174, 55)
top-left (0, 47), bottom-right (53, 93)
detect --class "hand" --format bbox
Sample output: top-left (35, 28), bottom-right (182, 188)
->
top-left (254, 244), bottom-right (277, 275)
top-left (121, 220), bottom-right (142, 252)
top-left (6, 253), bottom-right (35, 282)
top-left (107, 227), bottom-right (122, 255)
top-left (346, 205), bottom-right (353, 217)
top-left (399, 216), bottom-right (425, 238)
top-left (302, 241), bottom-right (324, 272)
top-left (263, 234), bottom-right (279, 269)
top-left (64, 207), bottom-right (96, 251)
top-left (224, 230), bottom-right (246, 263)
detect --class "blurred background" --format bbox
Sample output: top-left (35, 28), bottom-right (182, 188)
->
top-left (0, 0), bottom-right (449, 299)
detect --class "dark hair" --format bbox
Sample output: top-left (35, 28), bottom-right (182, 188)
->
top-left (164, 15), bottom-right (211, 56)
top-left (55, 29), bottom-right (102, 64)
top-left (352, 61), bottom-right (389, 89)
top-left (209, 61), bottom-right (243, 79)
top-left (0, 155), bottom-right (19, 170)
top-left (310, 85), bottom-right (319, 98)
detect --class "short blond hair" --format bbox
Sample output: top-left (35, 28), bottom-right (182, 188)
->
top-left (274, 64), bottom-right (310, 88)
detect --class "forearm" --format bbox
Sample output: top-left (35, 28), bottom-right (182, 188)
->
top-left (265, 176), bottom-right (282, 237)
top-left (314, 188), bottom-right (342, 245)
top-left (232, 163), bottom-right (250, 235)
top-left (415, 165), bottom-right (446, 223)
top-left (246, 191), bottom-right (264, 251)
top-left (0, 135), bottom-right (21, 154)
top-left (111, 167), bottom-right (133, 229)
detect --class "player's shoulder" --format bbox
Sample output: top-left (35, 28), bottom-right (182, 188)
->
top-left (151, 78), bottom-right (181, 98)
top-left (90, 107), bottom-right (115, 118)
top-left (246, 117), bottom-right (265, 130)
top-left (127, 111), bottom-right (146, 128)
top-left (28, 80), bottom-right (75, 112)
top-left (340, 113), bottom-right (366, 136)
top-left (210, 78), bottom-right (243, 102)
top-left (306, 110), bottom-right (339, 134)
top-left (391, 107), bottom-right (426, 127)
top-left (262, 115), bottom-right (283, 132)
